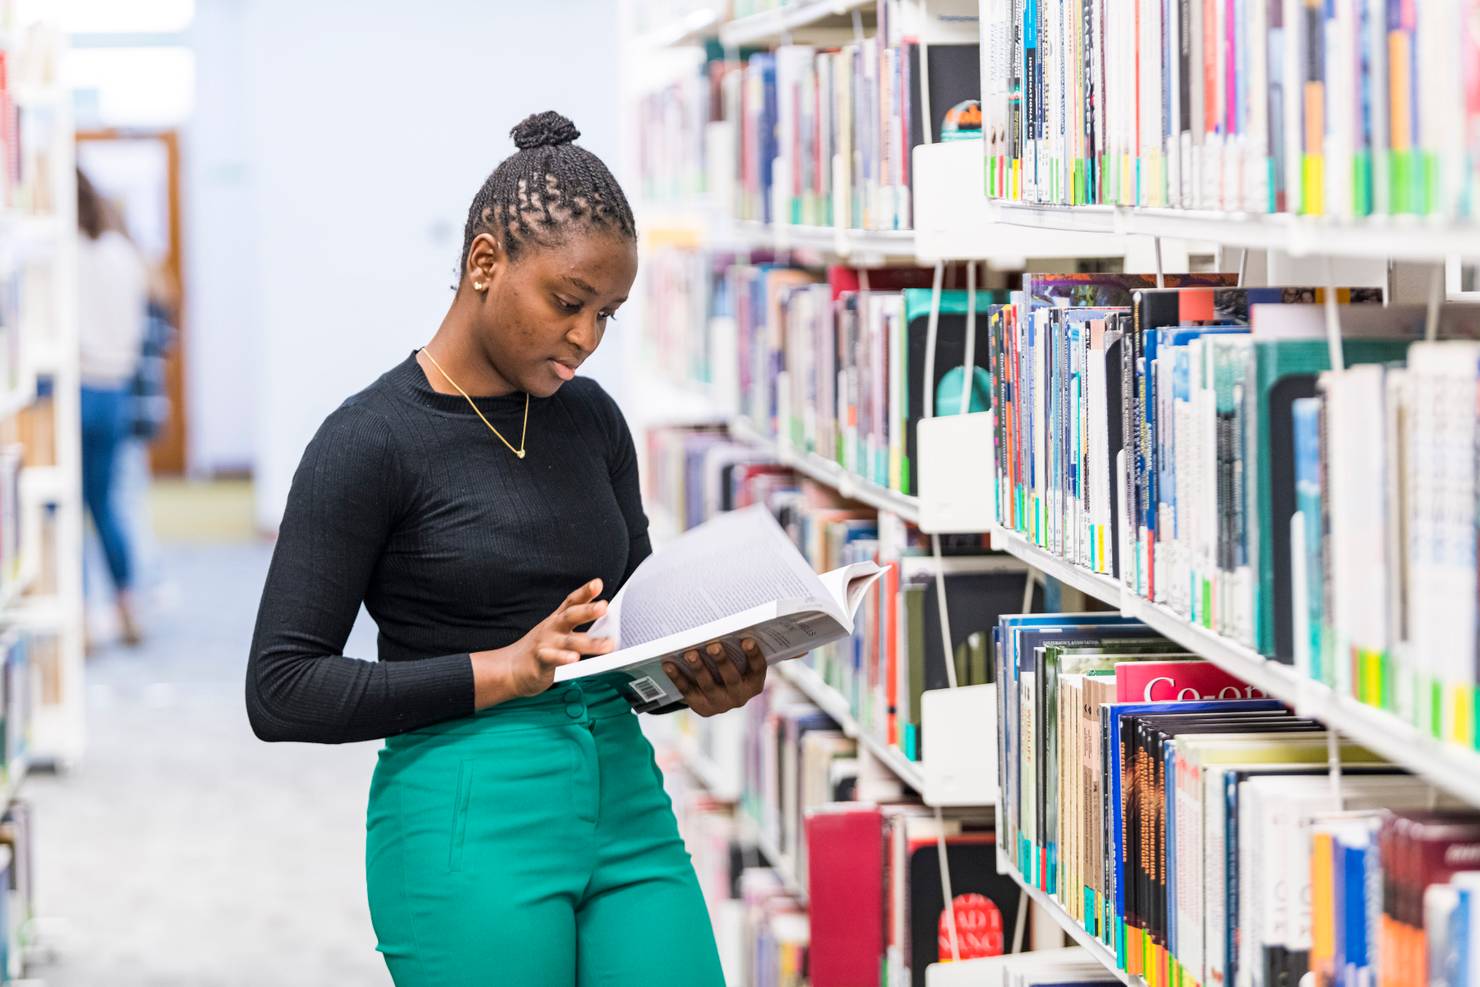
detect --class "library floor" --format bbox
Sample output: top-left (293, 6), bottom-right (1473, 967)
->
top-left (23, 486), bottom-right (392, 986)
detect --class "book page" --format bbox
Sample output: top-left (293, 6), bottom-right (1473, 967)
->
top-left (610, 506), bottom-right (833, 649)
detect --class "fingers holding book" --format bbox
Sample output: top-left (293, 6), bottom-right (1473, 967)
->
top-left (663, 637), bottom-right (766, 717)
top-left (471, 578), bottom-right (617, 708)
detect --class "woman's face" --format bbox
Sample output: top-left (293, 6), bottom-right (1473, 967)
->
top-left (468, 229), bottom-right (637, 398)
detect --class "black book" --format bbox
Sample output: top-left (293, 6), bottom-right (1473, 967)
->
top-left (906, 831), bottom-right (1021, 985)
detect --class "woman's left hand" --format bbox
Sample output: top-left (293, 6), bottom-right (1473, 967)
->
top-left (663, 638), bottom-right (766, 716)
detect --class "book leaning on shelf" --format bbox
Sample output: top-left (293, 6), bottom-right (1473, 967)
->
top-left (557, 505), bottom-right (883, 712)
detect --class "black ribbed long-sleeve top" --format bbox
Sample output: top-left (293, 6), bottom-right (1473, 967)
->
top-left (245, 352), bottom-right (651, 744)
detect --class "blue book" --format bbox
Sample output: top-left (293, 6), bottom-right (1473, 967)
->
top-left (994, 613), bottom-right (1139, 882)
top-left (1105, 698), bottom-right (1283, 967)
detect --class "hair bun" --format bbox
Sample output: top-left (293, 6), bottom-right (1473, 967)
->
top-left (511, 111), bottom-right (581, 150)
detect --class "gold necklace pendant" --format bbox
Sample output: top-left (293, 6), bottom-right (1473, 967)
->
top-left (420, 347), bottom-right (530, 460)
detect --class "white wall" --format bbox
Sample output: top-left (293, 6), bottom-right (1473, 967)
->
top-left (184, 0), bottom-right (257, 477)
top-left (184, 0), bottom-right (625, 529)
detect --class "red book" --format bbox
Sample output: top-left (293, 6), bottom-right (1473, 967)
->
top-left (806, 806), bottom-right (885, 987)
top-left (1113, 659), bottom-right (1266, 703)
top-left (826, 265), bottom-right (935, 301)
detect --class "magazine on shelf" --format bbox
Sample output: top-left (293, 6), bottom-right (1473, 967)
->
top-left (554, 505), bottom-right (884, 712)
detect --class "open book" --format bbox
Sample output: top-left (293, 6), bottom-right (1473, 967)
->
top-left (553, 505), bottom-right (885, 712)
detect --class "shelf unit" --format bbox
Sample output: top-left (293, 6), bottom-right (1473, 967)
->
top-left (988, 525), bottom-right (1480, 806)
top-left (17, 64), bottom-right (84, 771)
top-left (718, 0), bottom-right (875, 47)
top-left (775, 660), bottom-right (927, 792)
top-left (996, 852), bottom-right (1146, 987)
top-left (727, 416), bottom-right (921, 522)
top-left (626, 0), bottom-right (1480, 981)
top-left (632, 6), bottom-right (721, 49)
top-left (988, 202), bottom-right (1480, 263)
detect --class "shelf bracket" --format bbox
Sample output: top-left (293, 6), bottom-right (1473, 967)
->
top-left (1425, 262), bottom-right (1444, 342)
top-left (923, 260), bottom-right (945, 419)
top-left (1327, 728), bottom-right (1344, 805)
top-left (1153, 235), bottom-right (1165, 288)
top-left (1323, 256), bottom-right (1345, 371)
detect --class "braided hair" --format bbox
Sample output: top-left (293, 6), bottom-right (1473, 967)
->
top-left (459, 110), bottom-right (636, 274)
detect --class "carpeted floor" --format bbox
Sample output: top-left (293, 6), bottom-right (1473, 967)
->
top-left (24, 532), bottom-right (391, 986)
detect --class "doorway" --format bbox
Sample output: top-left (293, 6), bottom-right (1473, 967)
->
top-left (75, 129), bottom-right (186, 476)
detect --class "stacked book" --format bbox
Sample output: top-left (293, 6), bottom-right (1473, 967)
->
top-left (982, 0), bottom-right (1480, 218)
top-left (994, 610), bottom-right (1474, 987)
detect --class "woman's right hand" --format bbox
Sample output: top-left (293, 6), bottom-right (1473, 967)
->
top-left (471, 579), bottom-right (615, 709)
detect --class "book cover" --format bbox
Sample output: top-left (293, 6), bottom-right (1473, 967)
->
top-left (806, 805), bottom-right (886, 987)
top-left (906, 832), bottom-right (1022, 986)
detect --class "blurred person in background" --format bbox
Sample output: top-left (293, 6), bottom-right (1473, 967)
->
top-left (76, 167), bottom-right (148, 647)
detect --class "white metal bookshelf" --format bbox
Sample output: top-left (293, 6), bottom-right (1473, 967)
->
top-left (996, 852), bottom-right (1147, 987)
top-left (719, 0), bottom-right (875, 47)
top-left (986, 525), bottom-right (1480, 806)
top-left (989, 201), bottom-right (1480, 263)
top-left (774, 661), bottom-right (927, 791)
top-left (626, 2), bottom-right (1480, 979)
top-left (19, 54), bottom-right (85, 772)
top-left (727, 416), bottom-right (922, 522)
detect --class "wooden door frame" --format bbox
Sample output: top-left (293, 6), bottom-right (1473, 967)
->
top-left (75, 128), bottom-right (187, 476)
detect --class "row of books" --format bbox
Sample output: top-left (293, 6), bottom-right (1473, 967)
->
top-left (0, 634), bottom-right (28, 775)
top-left (0, 47), bottom-right (58, 215)
top-left (737, 37), bottom-right (978, 231)
top-left (742, 679), bottom-right (1029, 987)
top-left (1296, 342), bottom-right (1480, 747)
top-left (740, 867), bottom-right (809, 987)
top-left (0, 446), bottom-right (22, 602)
top-left (664, 670), bottom-right (1032, 987)
top-left (0, 800), bottom-right (31, 982)
top-left (633, 15), bottom-right (980, 232)
top-left (986, 272), bottom-right (1480, 751)
top-left (641, 247), bottom-right (721, 389)
top-left (981, 0), bottom-right (1480, 218)
top-left (994, 610), bottom-right (1479, 987)
top-left (645, 422), bottom-right (1028, 761)
top-left (727, 261), bottom-right (1017, 496)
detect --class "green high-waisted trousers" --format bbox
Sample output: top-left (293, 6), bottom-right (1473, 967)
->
top-left (366, 680), bottom-right (726, 986)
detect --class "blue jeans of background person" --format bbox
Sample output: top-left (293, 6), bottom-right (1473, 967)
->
top-left (80, 386), bottom-right (133, 593)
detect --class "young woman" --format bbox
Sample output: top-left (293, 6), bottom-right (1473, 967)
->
top-left (247, 111), bottom-right (762, 986)
top-left (76, 168), bottom-right (148, 646)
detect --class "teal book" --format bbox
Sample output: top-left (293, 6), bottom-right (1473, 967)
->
top-left (1247, 340), bottom-right (1412, 660)
top-left (1292, 396), bottom-right (1327, 684)
top-left (899, 288), bottom-right (1006, 496)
